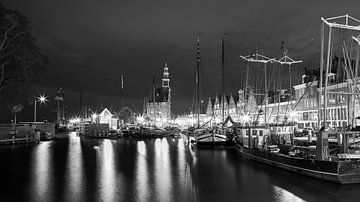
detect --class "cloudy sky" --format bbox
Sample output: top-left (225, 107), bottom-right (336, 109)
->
top-left (2, 0), bottom-right (360, 121)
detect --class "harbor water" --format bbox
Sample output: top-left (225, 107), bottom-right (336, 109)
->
top-left (0, 132), bottom-right (359, 202)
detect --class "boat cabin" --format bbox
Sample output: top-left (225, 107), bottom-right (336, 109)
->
top-left (269, 123), bottom-right (296, 145)
top-left (237, 126), bottom-right (270, 149)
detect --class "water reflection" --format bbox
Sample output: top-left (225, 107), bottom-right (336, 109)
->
top-left (64, 132), bottom-right (84, 201)
top-left (1, 133), bottom-right (360, 202)
top-left (135, 141), bottom-right (149, 201)
top-left (97, 139), bottom-right (119, 201)
top-left (272, 185), bottom-right (305, 202)
top-left (154, 138), bottom-right (171, 201)
top-left (30, 142), bottom-right (52, 202)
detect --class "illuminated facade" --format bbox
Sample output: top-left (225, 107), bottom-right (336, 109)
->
top-left (146, 62), bottom-right (171, 122)
top-left (293, 76), bottom-right (360, 130)
top-left (206, 89), bottom-right (245, 122)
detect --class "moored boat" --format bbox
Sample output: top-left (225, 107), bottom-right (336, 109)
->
top-left (194, 128), bottom-right (227, 148)
top-left (233, 125), bottom-right (360, 184)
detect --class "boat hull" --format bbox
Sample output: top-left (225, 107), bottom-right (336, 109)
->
top-left (196, 134), bottom-right (227, 148)
top-left (234, 143), bottom-right (360, 184)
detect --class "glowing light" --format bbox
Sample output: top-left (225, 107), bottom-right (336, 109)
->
top-left (289, 110), bottom-right (297, 118)
top-left (137, 115), bottom-right (145, 123)
top-left (38, 95), bottom-right (47, 104)
top-left (69, 117), bottom-right (81, 124)
top-left (241, 113), bottom-right (251, 123)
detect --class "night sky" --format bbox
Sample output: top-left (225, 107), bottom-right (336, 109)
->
top-left (2, 0), bottom-right (360, 122)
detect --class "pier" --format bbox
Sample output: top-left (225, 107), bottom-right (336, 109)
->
top-left (0, 135), bottom-right (40, 145)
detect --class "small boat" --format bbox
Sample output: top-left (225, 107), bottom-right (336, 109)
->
top-left (194, 128), bottom-right (227, 148)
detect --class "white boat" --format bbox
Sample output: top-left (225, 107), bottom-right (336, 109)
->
top-left (194, 128), bottom-right (227, 148)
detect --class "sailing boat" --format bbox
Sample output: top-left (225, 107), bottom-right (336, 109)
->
top-left (233, 14), bottom-right (360, 184)
top-left (193, 34), bottom-right (227, 148)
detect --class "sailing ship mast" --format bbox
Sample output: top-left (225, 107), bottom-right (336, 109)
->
top-left (276, 42), bottom-right (302, 121)
top-left (240, 52), bottom-right (275, 124)
top-left (195, 33), bottom-right (201, 128)
top-left (221, 33), bottom-right (226, 124)
top-left (319, 14), bottom-right (360, 128)
top-left (152, 72), bottom-right (156, 124)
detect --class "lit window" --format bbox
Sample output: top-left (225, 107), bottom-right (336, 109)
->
top-left (339, 95), bottom-right (345, 104)
top-left (304, 99), bottom-right (309, 108)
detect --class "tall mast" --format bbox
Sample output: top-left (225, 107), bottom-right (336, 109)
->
top-left (320, 14), bottom-right (360, 129)
top-left (79, 88), bottom-right (83, 120)
top-left (143, 85), bottom-right (148, 116)
top-left (120, 74), bottom-right (124, 110)
top-left (196, 34), bottom-right (201, 128)
top-left (240, 53), bottom-right (275, 124)
top-left (152, 72), bottom-right (156, 122)
top-left (276, 42), bottom-right (302, 117)
top-left (221, 33), bottom-right (226, 124)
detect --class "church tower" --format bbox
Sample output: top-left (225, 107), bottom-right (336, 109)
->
top-left (162, 62), bottom-right (171, 119)
top-left (162, 62), bottom-right (171, 103)
top-left (162, 62), bottom-right (170, 88)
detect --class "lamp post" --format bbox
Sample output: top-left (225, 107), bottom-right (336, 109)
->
top-left (34, 94), bottom-right (47, 122)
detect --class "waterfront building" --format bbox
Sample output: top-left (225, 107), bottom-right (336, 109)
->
top-left (293, 72), bottom-right (360, 130)
top-left (293, 79), bottom-right (319, 129)
top-left (205, 90), bottom-right (245, 123)
top-left (98, 108), bottom-right (118, 130)
top-left (146, 62), bottom-right (171, 124)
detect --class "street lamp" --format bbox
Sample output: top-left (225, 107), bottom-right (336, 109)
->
top-left (34, 94), bottom-right (48, 122)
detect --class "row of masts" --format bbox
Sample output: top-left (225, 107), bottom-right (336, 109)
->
top-left (194, 33), bottom-right (227, 128)
top-left (319, 14), bottom-right (360, 128)
top-left (194, 35), bottom-right (303, 127)
top-left (194, 14), bottom-right (360, 129)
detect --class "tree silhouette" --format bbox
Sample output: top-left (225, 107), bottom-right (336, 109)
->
top-left (9, 103), bottom-right (23, 126)
top-left (0, 3), bottom-right (48, 93)
top-left (118, 107), bottom-right (135, 124)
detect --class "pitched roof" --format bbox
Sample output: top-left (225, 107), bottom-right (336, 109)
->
top-left (99, 108), bottom-right (113, 117)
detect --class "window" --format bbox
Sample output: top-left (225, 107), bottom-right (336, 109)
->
top-left (339, 95), bottom-right (345, 104)
top-left (303, 112), bottom-right (309, 121)
top-left (329, 94), bottom-right (336, 104)
top-left (304, 99), bottom-right (309, 108)
top-left (313, 99), bottom-right (317, 107)
top-left (321, 95), bottom-right (324, 105)
top-left (309, 112), bottom-right (314, 121)
top-left (298, 123), bottom-right (304, 129)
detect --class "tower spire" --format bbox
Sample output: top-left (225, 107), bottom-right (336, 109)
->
top-left (162, 62), bottom-right (170, 88)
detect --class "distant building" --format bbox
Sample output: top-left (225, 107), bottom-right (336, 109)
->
top-left (206, 90), bottom-right (245, 122)
top-left (146, 62), bottom-right (171, 122)
top-left (98, 108), bottom-right (118, 130)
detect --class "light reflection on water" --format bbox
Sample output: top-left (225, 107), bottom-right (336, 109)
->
top-left (30, 141), bottom-right (52, 202)
top-left (272, 185), bottom-right (305, 202)
top-left (97, 139), bottom-right (118, 201)
top-left (64, 132), bottom-right (84, 201)
top-left (135, 141), bottom-right (149, 201)
top-left (1, 133), bottom-right (360, 202)
top-left (154, 138), bottom-right (171, 201)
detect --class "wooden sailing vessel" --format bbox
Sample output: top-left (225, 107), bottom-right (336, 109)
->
top-left (233, 14), bottom-right (360, 184)
top-left (193, 34), bottom-right (226, 148)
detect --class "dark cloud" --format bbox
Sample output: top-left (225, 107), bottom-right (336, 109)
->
top-left (2, 0), bottom-right (360, 121)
